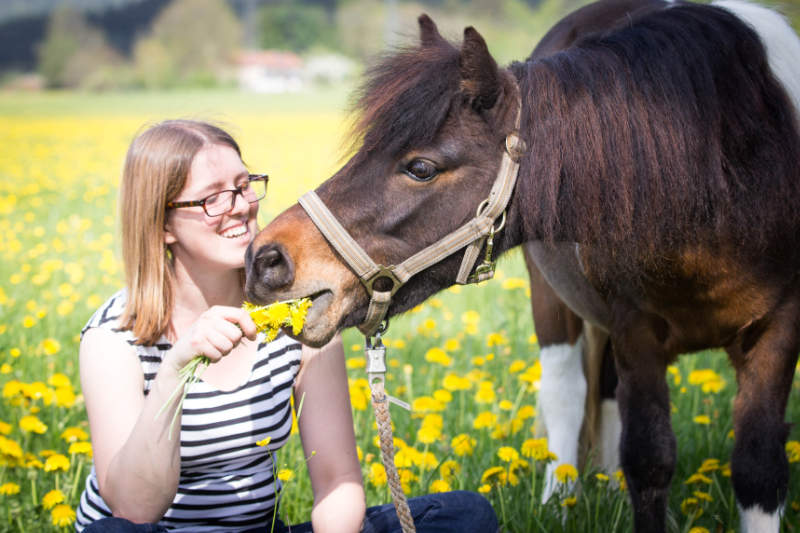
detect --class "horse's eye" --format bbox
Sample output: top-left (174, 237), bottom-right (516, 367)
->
top-left (404, 159), bottom-right (438, 182)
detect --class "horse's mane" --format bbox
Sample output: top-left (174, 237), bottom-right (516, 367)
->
top-left (347, 38), bottom-right (461, 164)
top-left (512, 3), bottom-right (800, 274)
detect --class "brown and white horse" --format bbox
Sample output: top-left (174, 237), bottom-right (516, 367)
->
top-left (246, 1), bottom-right (800, 531)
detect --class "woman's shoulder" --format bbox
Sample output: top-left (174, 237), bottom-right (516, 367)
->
top-left (81, 289), bottom-right (130, 340)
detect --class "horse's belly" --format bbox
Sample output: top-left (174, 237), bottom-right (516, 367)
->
top-left (524, 241), bottom-right (612, 329)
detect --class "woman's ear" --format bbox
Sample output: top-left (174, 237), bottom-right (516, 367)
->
top-left (164, 219), bottom-right (178, 245)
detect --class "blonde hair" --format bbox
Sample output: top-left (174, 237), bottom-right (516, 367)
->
top-left (118, 120), bottom-right (242, 344)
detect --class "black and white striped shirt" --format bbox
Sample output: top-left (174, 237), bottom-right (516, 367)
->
top-left (75, 289), bottom-right (302, 532)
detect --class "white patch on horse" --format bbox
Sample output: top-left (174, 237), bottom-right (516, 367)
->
top-left (714, 0), bottom-right (800, 114)
top-left (597, 398), bottom-right (621, 475)
top-left (738, 503), bottom-right (782, 533)
top-left (539, 337), bottom-right (586, 502)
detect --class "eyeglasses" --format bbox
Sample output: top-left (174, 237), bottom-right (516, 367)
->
top-left (166, 174), bottom-right (268, 217)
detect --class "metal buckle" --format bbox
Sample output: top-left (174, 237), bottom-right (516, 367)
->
top-left (466, 211), bottom-right (505, 284)
top-left (361, 266), bottom-right (403, 298)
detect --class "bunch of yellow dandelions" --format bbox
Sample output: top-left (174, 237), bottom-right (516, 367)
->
top-left (158, 298), bottom-right (312, 438)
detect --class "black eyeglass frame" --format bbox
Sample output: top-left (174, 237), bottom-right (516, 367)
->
top-left (166, 174), bottom-right (268, 217)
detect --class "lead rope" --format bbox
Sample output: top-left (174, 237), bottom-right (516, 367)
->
top-left (365, 327), bottom-right (416, 533)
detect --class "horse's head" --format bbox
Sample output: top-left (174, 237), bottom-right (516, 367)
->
top-left (245, 15), bottom-right (522, 346)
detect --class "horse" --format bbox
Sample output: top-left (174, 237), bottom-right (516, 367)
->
top-left (245, 1), bottom-right (800, 531)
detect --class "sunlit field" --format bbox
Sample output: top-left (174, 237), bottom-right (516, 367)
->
top-left (0, 90), bottom-right (799, 532)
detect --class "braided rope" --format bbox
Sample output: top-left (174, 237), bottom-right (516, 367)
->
top-left (370, 380), bottom-right (416, 533)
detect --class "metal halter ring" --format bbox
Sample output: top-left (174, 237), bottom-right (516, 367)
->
top-left (475, 199), bottom-right (507, 233)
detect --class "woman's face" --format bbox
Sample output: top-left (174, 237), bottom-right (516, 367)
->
top-left (164, 143), bottom-right (259, 272)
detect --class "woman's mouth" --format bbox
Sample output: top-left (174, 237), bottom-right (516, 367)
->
top-left (221, 224), bottom-right (249, 239)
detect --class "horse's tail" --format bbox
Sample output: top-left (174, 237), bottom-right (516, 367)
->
top-left (713, 0), bottom-right (800, 119)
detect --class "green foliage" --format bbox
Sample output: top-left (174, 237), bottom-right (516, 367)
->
top-left (258, 3), bottom-right (336, 52)
top-left (133, 0), bottom-right (242, 88)
top-left (37, 5), bottom-right (121, 89)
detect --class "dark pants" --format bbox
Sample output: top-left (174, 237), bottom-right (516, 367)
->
top-left (81, 491), bottom-right (498, 533)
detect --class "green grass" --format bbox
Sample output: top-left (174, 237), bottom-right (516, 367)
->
top-left (0, 89), bottom-right (799, 532)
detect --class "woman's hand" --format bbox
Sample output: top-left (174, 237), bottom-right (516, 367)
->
top-left (166, 306), bottom-right (258, 371)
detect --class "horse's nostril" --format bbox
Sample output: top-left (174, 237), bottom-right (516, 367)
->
top-left (253, 244), bottom-right (294, 290)
top-left (262, 249), bottom-right (282, 268)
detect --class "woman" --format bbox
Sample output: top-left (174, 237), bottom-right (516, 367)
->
top-left (77, 120), bottom-right (497, 533)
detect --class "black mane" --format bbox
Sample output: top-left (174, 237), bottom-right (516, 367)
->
top-left (512, 3), bottom-right (800, 273)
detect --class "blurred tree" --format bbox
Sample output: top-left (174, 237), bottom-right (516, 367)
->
top-left (37, 4), bottom-right (121, 88)
top-left (258, 2), bottom-right (335, 52)
top-left (134, 0), bottom-right (241, 87)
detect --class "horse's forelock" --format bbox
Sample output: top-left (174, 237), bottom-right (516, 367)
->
top-left (348, 40), bottom-right (461, 160)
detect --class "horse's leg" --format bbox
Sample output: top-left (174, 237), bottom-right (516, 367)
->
top-left (611, 303), bottom-right (675, 533)
top-left (725, 296), bottom-right (800, 532)
top-left (524, 248), bottom-right (586, 502)
top-left (584, 323), bottom-right (620, 475)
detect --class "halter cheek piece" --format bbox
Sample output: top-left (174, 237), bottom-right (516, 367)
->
top-left (298, 96), bottom-right (525, 337)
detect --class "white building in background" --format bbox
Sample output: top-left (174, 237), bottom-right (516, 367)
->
top-left (235, 50), bottom-right (304, 93)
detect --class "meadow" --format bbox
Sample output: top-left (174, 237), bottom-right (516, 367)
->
top-left (0, 89), bottom-right (798, 533)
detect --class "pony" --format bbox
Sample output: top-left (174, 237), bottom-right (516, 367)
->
top-left (245, 1), bottom-right (800, 531)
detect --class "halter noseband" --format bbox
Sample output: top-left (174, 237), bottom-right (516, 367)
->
top-left (298, 93), bottom-right (525, 337)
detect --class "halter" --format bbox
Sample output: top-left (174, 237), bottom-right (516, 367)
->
top-left (298, 94), bottom-right (526, 337)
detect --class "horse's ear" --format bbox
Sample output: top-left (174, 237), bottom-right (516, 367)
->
top-left (459, 26), bottom-right (500, 111)
top-left (418, 14), bottom-right (442, 46)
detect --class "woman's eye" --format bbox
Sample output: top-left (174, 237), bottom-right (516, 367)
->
top-left (404, 159), bottom-right (438, 182)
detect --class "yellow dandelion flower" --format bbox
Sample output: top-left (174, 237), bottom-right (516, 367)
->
top-left (561, 496), bottom-right (577, 508)
top-left (429, 479), bottom-right (450, 493)
top-left (595, 472), bottom-right (610, 482)
top-left (501, 277), bottom-right (528, 290)
top-left (48, 373), bottom-right (71, 388)
top-left (684, 473), bottom-right (713, 485)
top-left (554, 463), bottom-right (578, 484)
top-left (55, 387), bottom-right (76, 408)
top-left (440, 460), bottom-right (461, 481)
top-left (486, 332), bottom-right (508, 347)
top-left (0, 422), bottom-right (10, 435)
top-left (0, 436), bottom-right (22, 459)
top-left (451, 434), bottom-right (476, 456)
top-left (9, 348), bottom-right (20, 358)
top-left (68, 442), bottom-right (93, 457)
top-left (44, 454), bottom-right (70, 472)
top-left (417, 425), bottom-right (442, 444)
top-left (521, 438), bottom-right (552, 461)
top-left (346, 357), bottom-right (366, 370)
top-left (40, 338), bottom-right (61, 355)
top-left (433, 389), bottom-right (452, 404)
top-left (424, 347), bottom-right (451, 366)
top-left (667, 365), bottom-right (681, 385)
top-left (516, 405), bottom-right (536, 420)
top-left (509, 360), bottom-right (526, 373)
top-left (442, 373), bottom-right (471, 391)
top-left (693, 415), bottom-right (711, 425)
top-left (23, 315), bottom-right (36, 328)
top-left (687, 369), bottom-right (720, 386)
top-left (0, 364), bottom-right (10, 374)
top-left (473, 411), bottom-right (497, 429)
top-left (786, 441), bottom-right (800, 463)
top-left (288, 299), bottom-right (312, 335)
top-left (688, 528), bottom-right (710, 533)
top-left (680, 497), bottom-right (703, 517)
top-left (481, 466), bottom-right (507, 486)
top-left (461, 310), bottom-right (480, 326)
top-left (614, 470), bottom-right (627, 491)
top-left (51, 504), bottom-right (76, 527)
top-left (42, 489), bottom-right (65, 510)
top-left (443, 338), bottom-right (461, 352)
top-left (60, 427), bottom-right (88, 443)
top-left (474, 381), bottom-right (496, 404)
top-left (277, 469), bottom-right (294, 482)
top-left (19, 415), bottom-right (48, 434)
top-left (497, 446), bottom-right (520, 462)
top-left (693, 490), bottom-right (713, 502)
top-left (499, 400), bottom-right (513, 411)
top-left (369, 462), bottom-right (387, 487)
top-left (0, 482), bottom-right (20, 495)
top-left (477, 484), bottom-right (491, 494)
top-left (701, 377), bottom-right (726, 394)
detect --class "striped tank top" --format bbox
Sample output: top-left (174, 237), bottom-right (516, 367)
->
top-left (75, 289), bottom-right (302, 532)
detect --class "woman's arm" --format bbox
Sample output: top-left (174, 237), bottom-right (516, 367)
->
top-left (295, 335), bottom-right (366, 533)
top-left (80, 306), bottom-right (257, 523)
